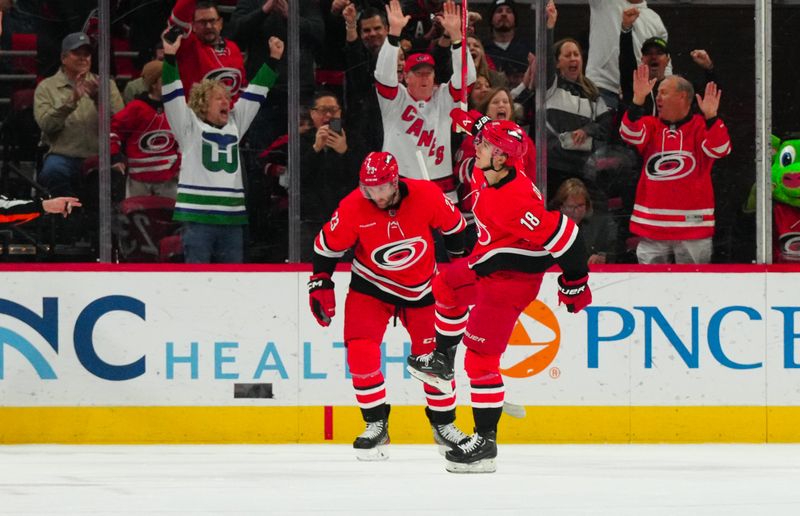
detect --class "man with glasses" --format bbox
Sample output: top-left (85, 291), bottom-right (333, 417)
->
top-left (168, 0), bottom-right (246, 100)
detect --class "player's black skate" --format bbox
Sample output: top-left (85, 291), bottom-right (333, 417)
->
top-left (444, 430), bottom-right (497, 473)
top-left (406, 346), bottom-right (457, 394)
top-left (353, 417), bottom-right (390, 461)
top-left (432, 422), bottom-right (470, 456)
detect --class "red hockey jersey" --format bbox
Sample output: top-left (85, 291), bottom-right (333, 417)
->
top-left (774, 202), bottom-right (800, 263)
top-left (170, 0), bottom-right (246, 99)
top-left (314, 179), bottom-right (466, 304)
top-left (468, 167), bottom-right (580, 275)
top-left (110, 98), bottom-right (180, 183)
top-left (620, 112), bottom-right (731, 240)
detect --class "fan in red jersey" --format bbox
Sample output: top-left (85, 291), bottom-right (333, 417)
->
top-left (308, 151), bottom-right (469, 461)
top-left (167, 0), bottom-right (246, 100)
top-left (407, 115), bottom-right (593, 474)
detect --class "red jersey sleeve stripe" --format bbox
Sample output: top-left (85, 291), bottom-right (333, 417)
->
top-left (314, 231), bottom-right (347, 258)
top-left (376, 81), bottom-right (398, 100)
top-left (620, 120), bottom-right (646, 145)
top-left (543, 214), bottom-right (579, 258)
top-left (702, 140), bottom-right (731, 158)
top-left (441, 217), bottom-right (466, 235)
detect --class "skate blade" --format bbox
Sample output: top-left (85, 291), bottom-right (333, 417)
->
top-left (445, 458), bottom-right (497, 474)
top-left (406, 366), bottom-right (454, 394)
top-left (355, 445), bottom-right (389, 461)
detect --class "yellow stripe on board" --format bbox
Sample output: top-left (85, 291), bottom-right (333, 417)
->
top-left (1, 406), bottom-right (800, 444)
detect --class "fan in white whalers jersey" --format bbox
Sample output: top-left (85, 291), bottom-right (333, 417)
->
top-left (375, 0), bottom-right (476, 202)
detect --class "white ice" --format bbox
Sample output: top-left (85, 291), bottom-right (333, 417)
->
top-left (2, 444), bottom-right (800, 515)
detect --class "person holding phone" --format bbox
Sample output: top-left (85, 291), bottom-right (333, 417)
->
top-left (299, 91), bottom-right (360, 261)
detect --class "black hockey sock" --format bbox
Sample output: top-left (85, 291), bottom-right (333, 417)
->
top-left (361, 403), bottom-right (389, 423)
top-left (472, 407), bottom-right (502, 435)
top-left (435, 332), bottom-right (462, 354)
top-left (425, 406), bottom-right (456, 426)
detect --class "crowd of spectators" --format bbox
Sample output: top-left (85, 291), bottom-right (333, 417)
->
top-left (0, 0), bottom-right (739, 265)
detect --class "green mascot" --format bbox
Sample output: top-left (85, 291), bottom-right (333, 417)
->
top-left (772, 136), bottom-right (800, 262)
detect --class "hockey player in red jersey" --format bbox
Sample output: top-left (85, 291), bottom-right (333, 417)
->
top-left (619, 64), bottom-right (731, 264)
top-left (308, 151), bottom-right (469, 461)
top-left (168, 0), bottom-right (246, 99)
top-left (407, 117), bottom-right (593, 473)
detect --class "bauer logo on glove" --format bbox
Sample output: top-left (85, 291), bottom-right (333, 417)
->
top-left (557, 274), bottom-right (592, 314)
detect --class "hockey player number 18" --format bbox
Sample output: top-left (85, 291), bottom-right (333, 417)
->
top-left (520, 211), bottom-right (541, 231)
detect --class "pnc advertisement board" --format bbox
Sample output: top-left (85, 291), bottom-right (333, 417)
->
top-left (0, 271), bottom-right (798, 409)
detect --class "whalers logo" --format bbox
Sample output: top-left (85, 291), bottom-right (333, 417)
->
top-left (499, 300), bottom-right (560, 378)
top-left (201, 132), bottom-right (238, 173)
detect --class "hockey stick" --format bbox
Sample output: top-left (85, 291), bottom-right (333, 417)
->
top-left (415, 150), bottom-right (432, 182)
top-left (503, 402), bottom-right (527, 419)
top-left (460, 0), bottom-right (468, 111)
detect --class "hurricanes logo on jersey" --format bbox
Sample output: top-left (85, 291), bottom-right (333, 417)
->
top-left (371, 237), bottom-right (427, 271)
top-left (500, 300), bottom-right (560, 378)
top-left (645, 150), bottom-right (696, 181)
top-left (473, 205), bottom-right (492, 246)
top-left (138, 130), bottom-right (176, 154)
top-left (779, 232), bottom-right (800, 261)
top-left (201, 132), bottom-right (238, 173)
top-left (204, 68), bottom-right (242, 96)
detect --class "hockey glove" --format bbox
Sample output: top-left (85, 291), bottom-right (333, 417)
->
top-left (557, 274), bottom-right (592, 314)
top-left (450, 108), bottom-right (491, 136)
top-left (308, 273), bottom-right (336, 327)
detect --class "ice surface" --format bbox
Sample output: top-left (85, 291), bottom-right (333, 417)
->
top-left (2, 444), bottom-right (800, 515)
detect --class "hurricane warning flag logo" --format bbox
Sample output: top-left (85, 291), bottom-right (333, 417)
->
top-left (499, 300), bottom-right (560, 378)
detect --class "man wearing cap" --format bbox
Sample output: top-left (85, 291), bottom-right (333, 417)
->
top-left (481, 0), bottom-right (533, 88)
top-left (375, 0), bottom-right (475, 202)
top-left (619, 8), bottom-right (717, 116)
top-left (585, 0), bottom-right (670, 113)
top-left (34, 32), bottom-right (124, 197)
top-left (111, 60), bottom-right (181, 199)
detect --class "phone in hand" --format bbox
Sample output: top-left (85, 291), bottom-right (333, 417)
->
top-left (163, 25), bottom-right (183, 44)
top-left (328, 118), bottom-right (342, 134)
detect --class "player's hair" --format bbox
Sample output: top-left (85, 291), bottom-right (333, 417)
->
top-left (553, 38), bottom-right (600, 101)
top-left (550, 177), bottom-right (593, 216)
top-left (358, 7), bottom-right (388, 30)
top-left (188, 79), bottom-right (229, 120)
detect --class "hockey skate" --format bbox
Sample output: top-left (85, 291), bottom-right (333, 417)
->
top-left (431, 422), bottom-right (470, 456)
top-left (444, 431), bottom-right (497, 473)
top-left (406, 347), bottom-right (457, 394)
top-left (353, 417), bottom-right (390, 461)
